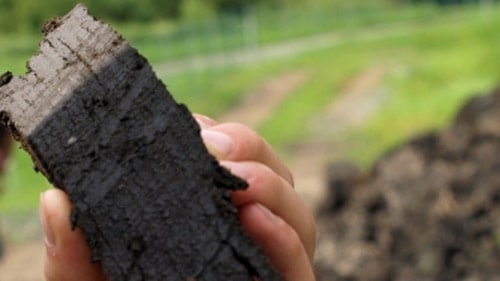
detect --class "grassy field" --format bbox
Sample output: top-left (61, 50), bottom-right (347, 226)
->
top-left (167, 5), bottom-right (499, 162)
top-left (119, 3), bottom-right (444, 63)
top-left (0, 3), bottom-right (499, 215)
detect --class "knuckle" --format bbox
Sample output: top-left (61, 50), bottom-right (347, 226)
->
top-left (283, 226), bottom-right (305, 257)
top-left (302, 211), bottom-right (317, 260)
top-left (44, 261), bottom-right (56, 281)
top-left (246, 163), bottom-right (274, 191)
top-left (284, 167), bottom-right (295, 187)
top-left (228, 123), bottom-right (265, 158)
top-left (306, 212), bottom-right (317, 241)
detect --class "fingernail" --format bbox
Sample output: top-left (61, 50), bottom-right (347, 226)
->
top-left (193, 114), bottom-right (216, 129)
top-left (257, 203), bottom-right (279, 224)
top-left (201, 130), bottom-right (234, 157)
top-left (220, 161), bottom-right (250, 180)
top-left (39, 192), bottom-right (56, 248)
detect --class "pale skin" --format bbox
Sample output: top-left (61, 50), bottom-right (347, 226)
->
top-left (40, 114), bottom-right (317, 281)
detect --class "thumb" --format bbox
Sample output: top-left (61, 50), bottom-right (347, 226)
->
top-left (40, 189), bottom-right (108, 281)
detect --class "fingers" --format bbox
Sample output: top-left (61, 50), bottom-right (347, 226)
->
top-left (222, 160), bottom-right (316, 261)
top-left (194, 113), bottom-right (316, 262)
top-left (40, 189), bottom-right (108, 281)
top-left (195, 116), bottom-right (294, 187)
top-left (196, 113), bottom-right (317, 278)
top-left (239, 203), bottom-right (315, 281)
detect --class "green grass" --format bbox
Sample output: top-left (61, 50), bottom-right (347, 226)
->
top-left (1, 3), bottom-right (499, 216)
top-left (117, 2), bottom-right (447, 63)
top-left (0, 148), bottom-right (51, 214)
top-left (167, 6), bottom-right (500, 162)
top-left (257, 50), bottom-right (364, 149)
top-left (0, 35), bottom-right (41, 75)
top-left (347, 16), bottom-right (499, 166)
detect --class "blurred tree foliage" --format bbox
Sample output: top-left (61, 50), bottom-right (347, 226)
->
top-left (0, 0), bottom-right (495, 33)
top-left (208, 0), bottom-right (282, 14)
top-left (0, 0), bottom-right (375, 33)
top-left (0, 0), bottom-right (185, 33)
top-left (402, 0), bottom-right (498, 4)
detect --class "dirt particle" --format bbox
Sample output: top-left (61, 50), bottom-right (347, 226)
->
top-left (42, 17), bottom-right (62, 35)
top-left (0, 72), bottom-right (13, 87)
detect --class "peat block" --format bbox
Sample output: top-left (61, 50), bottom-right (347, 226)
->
top-left (0, 4), bottom-right (281, 281)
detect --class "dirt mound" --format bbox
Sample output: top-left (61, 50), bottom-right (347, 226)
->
top-left (316, 87), bottom-right (500, 281)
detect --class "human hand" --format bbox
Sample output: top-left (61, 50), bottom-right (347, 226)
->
top-left (40, 114), bottom-right (316, 281)
top-left (195, 114), bottom-right (316, 280)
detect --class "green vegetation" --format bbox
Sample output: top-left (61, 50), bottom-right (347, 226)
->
top-left (0, 149), bottom-right (50, 214)
top-left (166, 5), bottom-right (499, 165)
top-left (118, 3), bottom-right (444, 63)
top-left (0, 0), bottom-right (382, 33)
top-left (0, 2), bottom-right (499, 216)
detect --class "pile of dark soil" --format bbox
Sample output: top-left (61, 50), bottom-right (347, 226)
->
top-left (315, 87), bottom-right (500, 281)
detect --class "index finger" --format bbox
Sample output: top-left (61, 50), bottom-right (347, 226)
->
top-left (199, 121), bottom-right (294, 187)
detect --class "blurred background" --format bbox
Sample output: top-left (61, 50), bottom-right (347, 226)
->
top-left (0, 0), bottom-right (499, 280)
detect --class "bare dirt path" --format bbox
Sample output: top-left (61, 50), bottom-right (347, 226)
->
top-left (0, 240), bottom-right (44, 281)
top-left (325, 67), bottom-right (387, 132)
top-left (219, 71), bottom-right (309, 127)
top-left (287, 66), bottom-right (388, 212)
top-left (221, 65), bottom-right (388, 212)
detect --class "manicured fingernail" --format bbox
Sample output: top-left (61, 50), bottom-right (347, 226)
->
top-left (39, 192), bottom-right (56, 248)
top-left (257, 203), bottom-right (279, 223)
top-left (193, 114), bottom-right (216, 129)
top-left (220, 161), bottom-right (250, 180)
top-left (201, 130), bottom-right (234, 157)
